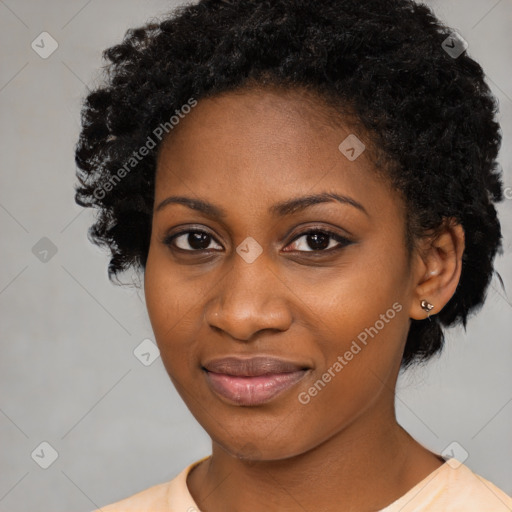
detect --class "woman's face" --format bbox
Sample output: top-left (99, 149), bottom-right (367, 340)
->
top-left (144, 87), bottom-right (420, 460)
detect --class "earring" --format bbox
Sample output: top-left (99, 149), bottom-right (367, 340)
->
top-left (420, 299), bottom-right (434, 318)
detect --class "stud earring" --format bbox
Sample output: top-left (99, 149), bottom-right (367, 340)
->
top-left (420, 299), bottom-right (434, 319)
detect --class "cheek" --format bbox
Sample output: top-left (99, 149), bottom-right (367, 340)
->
top-left (293, 239), bottom-right (410, 407)
top-left (310, 236), bottom-right (410, 347)
top-left (144, 247), bottom-right (202, 374)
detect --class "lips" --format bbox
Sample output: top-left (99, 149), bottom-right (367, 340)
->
top-left (203, 356), bottom-right (307, 376)
top-left (203, 356), bottom-right (310, 406)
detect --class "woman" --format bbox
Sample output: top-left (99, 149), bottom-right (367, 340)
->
top-left (75, 0), bottom-right (511, 510)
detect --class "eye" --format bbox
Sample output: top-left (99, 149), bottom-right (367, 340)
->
top-left (284, 228), bottom-right (353, 253)
top-left (163, 227), bottom-right (353, 254)
top-left (164, 229), bottom-right (223, 252)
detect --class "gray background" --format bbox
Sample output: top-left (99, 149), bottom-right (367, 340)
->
top-left (0, 0), bottom-right (511, 511)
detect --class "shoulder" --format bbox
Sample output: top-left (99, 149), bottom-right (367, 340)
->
top-left (90, 480), bottom-right (173, 512)
top-left (384, 459), bottom-right (512, 512)
top-left (449, 463), bottom-right (512, 510)
top-left (90, 456), bottom-right (209, 512)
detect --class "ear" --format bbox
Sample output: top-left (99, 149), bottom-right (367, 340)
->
top-left (409, 219), bottom-right (465, 320)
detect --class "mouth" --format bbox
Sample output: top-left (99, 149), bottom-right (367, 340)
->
top-left (202, 356), bottom-right (310, 406)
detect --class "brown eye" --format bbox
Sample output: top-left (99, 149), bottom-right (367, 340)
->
top-left (285, 229), bottom-right (353, 253)
top-left (164, 230), bottom-right (223, 252)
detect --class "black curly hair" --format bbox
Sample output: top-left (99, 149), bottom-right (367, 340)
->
top-left (74, 0), bottom-right (504, 369)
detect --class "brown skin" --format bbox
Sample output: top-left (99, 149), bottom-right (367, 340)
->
top-left (144, 86), bottom-right (465, 512)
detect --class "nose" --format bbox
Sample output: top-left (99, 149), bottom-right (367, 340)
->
top-left (204, 252), bottom-right (293, 341)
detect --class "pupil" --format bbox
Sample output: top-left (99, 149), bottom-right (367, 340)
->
top-left (190, 232), bottom-right (210, 250)
top-left (308, 232), bottom-right (329, 250)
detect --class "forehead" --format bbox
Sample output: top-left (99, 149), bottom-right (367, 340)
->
top-left (159, 87), bottom-right (345, 159)
top-left (154, 87), bottom-right (398, 222)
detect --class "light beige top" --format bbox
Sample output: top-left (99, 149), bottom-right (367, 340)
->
top-left (93, 456), bottom-right (512, 511)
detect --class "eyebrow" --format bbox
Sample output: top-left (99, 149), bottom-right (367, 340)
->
top-left (155, 191), bottom-right (368, 218)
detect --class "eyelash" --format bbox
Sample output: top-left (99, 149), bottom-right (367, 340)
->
top-left (162, 227), bottom-right (353, 255)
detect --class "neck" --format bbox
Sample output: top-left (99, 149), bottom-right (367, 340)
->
top-left (187, 400), bottom-right (444, 512)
